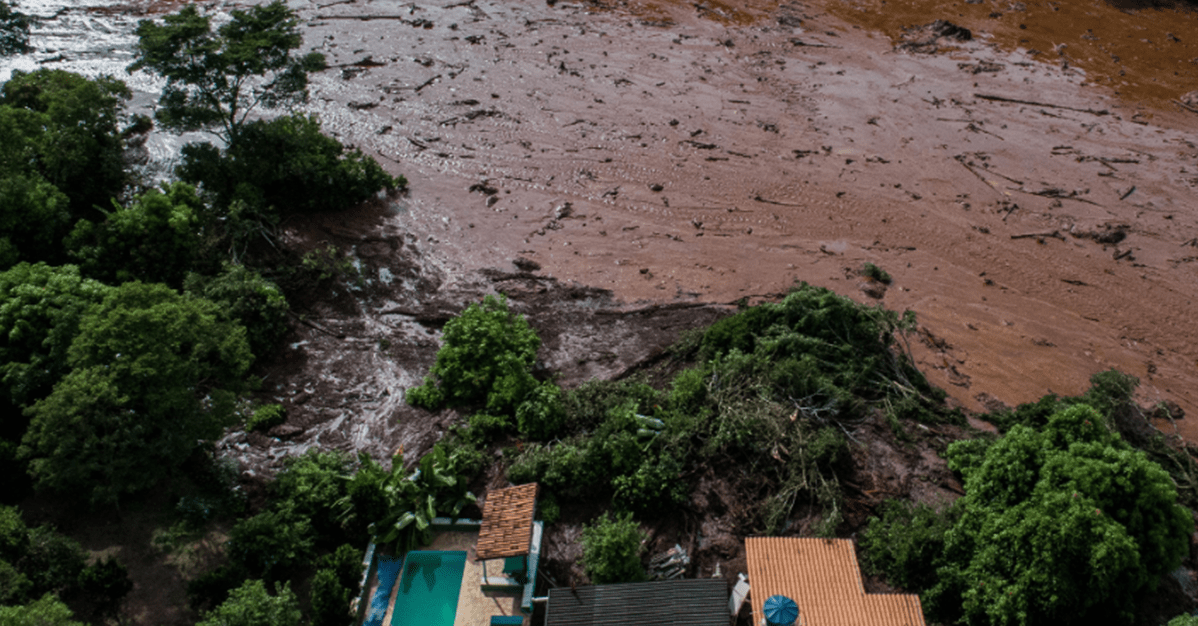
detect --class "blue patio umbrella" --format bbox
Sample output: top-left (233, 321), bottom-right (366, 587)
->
top-left (764, 594), bottom-right (799, 626)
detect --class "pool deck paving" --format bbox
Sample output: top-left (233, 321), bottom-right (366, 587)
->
top-left (379, 530), bottom-right (522, 626)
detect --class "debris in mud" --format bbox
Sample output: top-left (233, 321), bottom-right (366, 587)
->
top-left (513, 257), bottom-right (541, 272)
top-left (469, 181), bottom-right (499, 195)
top-left (958, 60), bottom-right (1005, 74)
top-left (1071, 223), bottom-right (1128, 245)
top-left (899, 20), bottom-right (972, 54)
top-left (649, 183), bottom-right (664, 192)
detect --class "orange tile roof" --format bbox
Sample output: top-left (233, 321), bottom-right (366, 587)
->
top-left (745, 537), bottom-right (926, 626)
top-left (476, 483), bottom-right (538, 560)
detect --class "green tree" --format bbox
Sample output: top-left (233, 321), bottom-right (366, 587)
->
top-left (183, 264), bottom-right (288, 361)
top-left (21, 282), bottom-right (252, 504)
top-left (406, 294), bottom-right (540, 414)
top-left (579, 512), bottom-right (647, 584)
top-left (0, 264), bottom-right (110, 410)
top-left (928, 404), bottom-right (1192, 625)
top-left (225, 510), bottom-right (312, 582)
top-left (0, 594), bottom-right (84, 626)
top-left (66, 182), bottom-right (204, 287)
top-left (0, 108), bottom-right (71, 268)
top-left (129, 1), bottom-right (324, 142)
top-left (269, 450), bottom-right (352, 546)
top-left (0, 2), bottom-right (32, 57)
top-left (0, 70), bottom-right (130, 221)
top-left (176, 114), bottom-right (399, 217)
top-left (309, 568), bottom-right (351, 626)
top-left (1167, 614), bottom-right (1198, 626)
top-left (77, 556), bottom-right (133, 622)
top-left (196, 579), bottom-right (301, 626)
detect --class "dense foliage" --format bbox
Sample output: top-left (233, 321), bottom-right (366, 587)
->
top-left (579, 512), bottom-right (647, 584)
top-left (21, 282), bottom-right (252, 504)
top-left (862, 379), bottom-right (1193, 626)
top-left (195, 579), bottom-right (301, 626)
top-left (0, 70), bottom-right (130, 268)
top-left (177, 115), bottom-right (401, 218)
top-left (496, 284), bottom-right (939, 533)
top-left (406, 294), bottom-right (540, 413)
top-left (65, 182), bottom-right (204, 287)
top-left (0, 506), bottom-right (132, 619)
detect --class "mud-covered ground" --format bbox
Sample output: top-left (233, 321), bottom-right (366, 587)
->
top-left (9, 0), bottom-right (1198, 622)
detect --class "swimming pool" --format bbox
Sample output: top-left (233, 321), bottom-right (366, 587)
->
top-left (390, 551), bottom-right (467, 626)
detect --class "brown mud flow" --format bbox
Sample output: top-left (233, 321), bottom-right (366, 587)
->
top-left (269, 0), bottom-right (1198, 458)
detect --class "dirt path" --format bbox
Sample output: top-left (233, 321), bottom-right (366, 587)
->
top-left (275, 0), bottom-right (1198, 450)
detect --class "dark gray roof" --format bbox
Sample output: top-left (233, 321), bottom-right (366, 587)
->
top-left (545, 578), bottom-right (728, 626)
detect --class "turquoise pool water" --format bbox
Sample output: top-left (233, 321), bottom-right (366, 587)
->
top-left (390, 551), bottom-right (466, 626)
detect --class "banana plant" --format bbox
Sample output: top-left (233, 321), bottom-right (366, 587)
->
top-left (346, 446), bottom-right (477, 553)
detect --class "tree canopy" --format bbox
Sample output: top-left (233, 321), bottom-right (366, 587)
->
top-left (20, 282), bottom-right (252, 504)
top-left (901, 404), bottom-right (1194, 625)
top-left (129, 1), bottom-right (325, 142)
top-left (0, 70), bottom-right (131, 222)
top-left (195, 579), bottom-right (301, 626)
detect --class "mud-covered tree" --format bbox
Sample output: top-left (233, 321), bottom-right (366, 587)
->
top-left (20, 282), bottom-right (252, 505)
top-left (129, 1), bottom-right (324, 143)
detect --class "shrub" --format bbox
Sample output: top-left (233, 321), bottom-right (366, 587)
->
top-left (612, 452), bottom-right (686, 515)
top-left (580, 512), bottom-right (647, 584)
top-left (860, 262), bottom-right (892, 284)
top-left (225, 510), bottom-right (313, 581)
top-left (246, 404), bottom-right (286, 433)
top-left (516, 381), bottom-right (566, 440)
top-left (269, 450), bottom-right (353, 545)
top-left (0, 593), bottom-right (84, 626)
top-left (310, 568), bottom-right (352, 626)
top-left (196, 579), bottom-right (301, 626)
top-left (860, 499), bottom-right (959, 592)
top-left (406, 295), bottom-right (539, 413)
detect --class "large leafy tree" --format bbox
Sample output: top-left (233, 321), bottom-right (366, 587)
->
top-left (928, 404), bottom-right (1193, 625)
top-left (0, 70), bottom-right (131, 222)
top-left (65, 182), bottom-right (204, 288)
top-left (129, 1), bottom-right (324, 143)
top-left (0, 264), bottom-right (110, 411)
top-left (20, 282), bottom-right (252, 504)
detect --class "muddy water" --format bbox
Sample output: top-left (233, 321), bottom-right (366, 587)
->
top-left (295, 0), bottom-right (1198, 439)
top-left (6, 0), bottom-right (1198, 467)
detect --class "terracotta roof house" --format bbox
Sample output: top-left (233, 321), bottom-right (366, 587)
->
top-left (745, 537), bottom-right (925, 626)
top-left (476, 483), bottom-right (543, 613)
